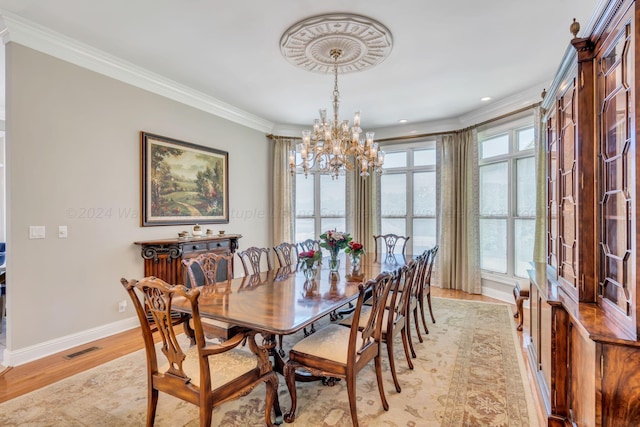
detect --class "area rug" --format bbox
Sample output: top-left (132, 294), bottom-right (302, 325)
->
top-left (0, 298), bottom-right (538, 426)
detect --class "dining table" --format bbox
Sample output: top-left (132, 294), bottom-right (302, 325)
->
top-left (171, 252), bottom-right (413, 375)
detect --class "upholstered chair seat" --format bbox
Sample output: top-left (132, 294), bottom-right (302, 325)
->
top-left (162, 346), bottom-right (258, 389)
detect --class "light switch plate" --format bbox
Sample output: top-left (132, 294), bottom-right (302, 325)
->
top-left (29, 225), bottom-right (46, 239)
top-left (58, 225), bottom-right (68, 238)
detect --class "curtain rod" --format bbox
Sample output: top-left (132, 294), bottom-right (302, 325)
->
top-left (377, 102), bottom-right (541, 143)
top-left (267, 102), bottom-right (541, 144)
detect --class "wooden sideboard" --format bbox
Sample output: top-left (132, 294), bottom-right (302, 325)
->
top-left (530, 1), bottom-right (640, 425)
top-left (134, 234), bottom-right (242, 285)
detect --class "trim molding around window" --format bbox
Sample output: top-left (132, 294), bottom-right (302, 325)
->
top-left (478, 114), bottom-right (535, 279)
top-left (377, 139), bottom-right (438, 255)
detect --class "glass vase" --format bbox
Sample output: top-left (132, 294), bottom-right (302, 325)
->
top-left (350, 253), bottom-right (361, 268)
top-left (329, 255), bottom-right (340, 272)
top-left (301, 262), bottom-right (317, 283)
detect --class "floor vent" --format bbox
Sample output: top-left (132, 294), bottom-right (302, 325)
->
top-left (64, 346), bottom-right (100, 360)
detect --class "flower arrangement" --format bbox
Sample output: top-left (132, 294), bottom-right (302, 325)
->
top-left (319, 230), bottom-right (353, 255)
top-left (344, 241), bottom-right (365, 257)
top-left (298, 249), bottom-right (322, 268)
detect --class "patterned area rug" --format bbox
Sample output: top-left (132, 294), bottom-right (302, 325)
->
top-left (0, 298), bottom-right (537, 426)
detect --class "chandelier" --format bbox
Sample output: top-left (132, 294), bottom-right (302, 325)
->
top-left (280, 13), bottom-right (393, 179)
top-left (289, 49), bottom-right (384, 179)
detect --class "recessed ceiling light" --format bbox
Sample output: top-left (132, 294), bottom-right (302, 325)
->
top-left (481, 97), bottom-right (492, 102)
top-left (398, 119), bottom-right (408, 123)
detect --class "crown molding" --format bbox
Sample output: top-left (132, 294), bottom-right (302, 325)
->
top-left (0, 11), bottom-right (275, 133)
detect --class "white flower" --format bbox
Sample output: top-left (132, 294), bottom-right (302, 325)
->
top-left (332, 231), bottom-right (344, 241)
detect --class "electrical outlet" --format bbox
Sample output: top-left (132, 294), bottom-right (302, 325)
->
top-left (118, 300), bottom-right (127, 313)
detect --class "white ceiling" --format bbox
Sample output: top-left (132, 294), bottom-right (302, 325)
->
top-left (0, 0), bottom-right (600, 135)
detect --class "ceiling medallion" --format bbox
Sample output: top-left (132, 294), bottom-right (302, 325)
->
top-left (280, 13), bottom-right (393, 74)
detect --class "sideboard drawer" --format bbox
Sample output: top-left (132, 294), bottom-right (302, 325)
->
top-left (183, 243), bottom-right (209, 254)
top-left (209, 240), bottom-right (230, 251)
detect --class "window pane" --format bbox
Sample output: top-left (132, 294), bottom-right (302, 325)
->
top-left (480, 162), bottom-right (508, 215)
top-left (320, 174), bottom-right (345, 216)
top-left (321, 218), bottom-right (346, 235)
top-left (380, 218), bottom-right (406, 239)
top-left (295, 174), bottom-right (314, 216)
top-left (414, 148), bottom-right (436, 166)
top-left (480, 134), bottom-right (509, 159)
top-left (414, 171), bottom-right (436, 216)
top-left (518, 127), bottom-right (535, 151)
top-left (480, 218), bottom-right (507, 273)
top-left (413, 218), bottom-right (436, 254)
top-left (295, 218), bottom-right (315, 242)
top-left (515, 219), bottom-right (535, 277)
top-left (517, 157), bottom-right (536, 216)
top-left (380, 173), bottom-right (406, 216)
top-left (382, 151), bottom-right (407, 169)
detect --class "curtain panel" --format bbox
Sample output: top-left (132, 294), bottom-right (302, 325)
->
top-left (272, 137), bottom-right (294, 246)
top-left (352, 173), bottom-right (377, 252)
top-left (437, 130), bottom-right (482, 294)
top-left (532, 106), bottom-right (547, 263)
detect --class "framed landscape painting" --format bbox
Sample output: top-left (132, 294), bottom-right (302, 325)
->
top-left (141, 132), bottom-right (229, 226)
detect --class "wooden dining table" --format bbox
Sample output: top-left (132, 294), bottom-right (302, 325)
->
top-left (171, 252), bottom-right (413, 374)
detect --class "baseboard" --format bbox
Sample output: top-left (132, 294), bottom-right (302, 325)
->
top-left (2, 317), bottom-right (139, 367)
top-left (481, 286), bottom-right (512, 303)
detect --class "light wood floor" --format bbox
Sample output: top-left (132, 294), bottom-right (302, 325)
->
top-left (0, 288), bottom-right (545, 425)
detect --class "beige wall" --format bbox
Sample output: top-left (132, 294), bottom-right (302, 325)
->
top-left (5, 43), bottom-right (272, 358)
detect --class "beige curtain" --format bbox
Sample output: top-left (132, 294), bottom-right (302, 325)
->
top-left (532, 106), bottom-right (547, 263)
top-left (272, 137), bottom-right (294, 245)
top-left (436, 130), bottom-right (482, 293)
top-left (353, 173), bottom-right (377, 252)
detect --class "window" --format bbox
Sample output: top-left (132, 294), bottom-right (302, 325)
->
top-left (378, 141), bottom-right (437, 254)
top-left (294, 158), bottom-right (347, 242)
top-left (478, 117), bottom-right (536, 278)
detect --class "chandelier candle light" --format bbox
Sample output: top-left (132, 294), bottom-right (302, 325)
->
top-left (289, 49), bottom-right (384, 179)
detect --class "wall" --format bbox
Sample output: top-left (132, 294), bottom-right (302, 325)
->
top-left (4, 43), bottom-right (272, 364)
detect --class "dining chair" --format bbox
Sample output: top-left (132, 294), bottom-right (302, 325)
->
top-left (373, 233), bottom-right (410, 262)
top-left (340, 262), bottom-right (418, 393)
top-left (182, 252), bottom-right (245, 340)
top-left (237, 246), bottom-right (274, 276)
top-left (273, 242), bottom-right (299, 268)
top-left (417, 245), bottom-right (439, 334)
top-left (297, 238), bottom-right (320, 253)
top-left (119, 276), bottom-right (282, 427)
top-left (283, 272), bottom-right (393, 426)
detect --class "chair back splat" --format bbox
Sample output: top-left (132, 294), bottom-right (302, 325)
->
top-left (120, 276), bottom-right (282, 427)
top-left (237, 246), bottom-right (273, 276)
top-left (273, 242), bottom-right (299, 268)
top-left (373, 234), bottom-right (410, 261)
top-left (297, 239), bottom-right (320, 253)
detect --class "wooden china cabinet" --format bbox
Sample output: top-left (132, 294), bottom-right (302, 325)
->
top-left (528, 0), bottom-right (640, 425)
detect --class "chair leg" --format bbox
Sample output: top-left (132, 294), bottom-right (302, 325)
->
top-left (283, 362), bottom-right (299, 423)
top-left (406, 313), bottom-right (417, 358)
top-left (414, 306), bottom-right (425, 340)
top-left (346, 371), bottom-right (360, 427)
top-left (386, 335), bottom-right (401, 393)
top-left (264, 372), bottom-right (282, 426)
top-left (146, 388), bottom-right (158, 427)
top-left (199, 404), bottom-right (212, 427)
top-left (400, 327), bottom-right (414, 370)
top-left (419, 296), bottom-right (430, 334)
top-left (374, 353), bottom-right (390, 411)
top-left (427, 293), bottom-right (436, 323)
